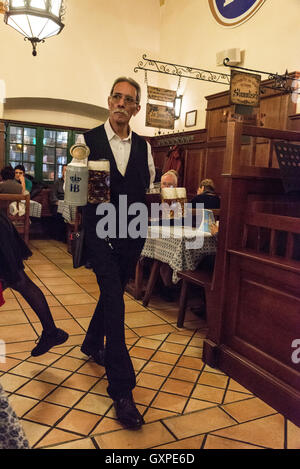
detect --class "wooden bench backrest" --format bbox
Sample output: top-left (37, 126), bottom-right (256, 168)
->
top-left (0, 193), bottom-right (30, 245)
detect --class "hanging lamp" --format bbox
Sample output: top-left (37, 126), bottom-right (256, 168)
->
top-left (3, 0), bottom-right (65, 56)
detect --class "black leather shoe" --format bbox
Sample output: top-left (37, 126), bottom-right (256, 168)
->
top-left (114, 398), bottom-right (144, 429)
top-left (80, 343), bottom-right (105, 366)
top-left (31, 328), bottom-right (69, 357)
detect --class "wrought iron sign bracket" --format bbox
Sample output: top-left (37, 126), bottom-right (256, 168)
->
top-left (134, 54), bottom-right (231, 86)
top-left (222, 58), bottom-right (295, 94)
top-left (134, 54), bottom-right (299, 95)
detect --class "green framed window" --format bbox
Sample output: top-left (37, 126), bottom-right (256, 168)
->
top-left (6, 123), bottom-right (85, 183)
top-left (7, 125), bottom-right (37, 177)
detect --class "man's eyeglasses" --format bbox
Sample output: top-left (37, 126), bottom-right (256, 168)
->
top-left (111, 93), bottom-right (138, 105)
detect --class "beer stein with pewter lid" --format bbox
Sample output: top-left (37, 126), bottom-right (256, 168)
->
top-left (64, 144), bottom-right (90, 206)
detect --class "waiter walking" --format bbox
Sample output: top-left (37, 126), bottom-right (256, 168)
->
top-left (81, 77), bottom-right (155, 429)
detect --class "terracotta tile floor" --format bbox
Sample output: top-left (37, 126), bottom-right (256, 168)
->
top-left (0, 239), bottom-right (299, 450)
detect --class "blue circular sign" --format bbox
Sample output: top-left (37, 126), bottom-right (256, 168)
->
top-left (209, 0), bottom-right (266, 27)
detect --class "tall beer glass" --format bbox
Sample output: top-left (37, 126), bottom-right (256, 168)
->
top-left (88, 160), bottom-right (110, 204)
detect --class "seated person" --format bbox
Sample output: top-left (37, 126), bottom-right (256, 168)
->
top-left (191, 178), bottom-right (220, 209)
top-left (160, 169), bottom-right (178, 189)
top-left (14, 165), bottom-right (33, 193)
top-left (158, 170), bottom-right (180, 301)
top-left (48, 166), bottom-right (67, 242)
top-left (49, 165), bottom-right (67, 208)
top-left (0, 166), bottom-right (23, 194)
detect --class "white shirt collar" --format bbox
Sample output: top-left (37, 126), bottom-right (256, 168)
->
top-left (105, 119), bottom-right (132, 142)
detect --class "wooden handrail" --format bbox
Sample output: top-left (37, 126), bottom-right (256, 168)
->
top-left (223, 120), bottom-right (300, 177)
top-left (244, 211), bottom-right (300, 234)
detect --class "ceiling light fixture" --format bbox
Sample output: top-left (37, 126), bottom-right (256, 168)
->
top-left (3, 0), bottom-right (65, 56)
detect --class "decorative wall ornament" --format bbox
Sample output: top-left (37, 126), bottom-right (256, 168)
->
top-left (208, 0), bottom-right (266, 27)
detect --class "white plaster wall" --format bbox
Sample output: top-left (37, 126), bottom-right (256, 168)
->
top-left (158, 0), bottom-right (300, 131)
top-left (2, 0), bottom-right (300, 134)
top-left (0, 0), bottom-right (160, 132)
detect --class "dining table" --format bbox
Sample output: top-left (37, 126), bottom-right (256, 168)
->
top-left (134, 223), bottom-right (217, 305)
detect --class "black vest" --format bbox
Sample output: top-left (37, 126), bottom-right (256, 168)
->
top-left (83, 124), bottom-right (150, 230)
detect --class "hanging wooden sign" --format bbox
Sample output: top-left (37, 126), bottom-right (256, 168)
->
top-left (230, 69), bottom-right (261, 107)
top-left (145, 103), bottom-right (175, 129)
top-left (147, 86), bottom-right (177, 102)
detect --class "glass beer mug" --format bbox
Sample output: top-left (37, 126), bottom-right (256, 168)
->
top-left (161, 187), bottom-right (178, 219)
top-left (175, 187), bottom-right (187, 217)
top-left (88, 160), bottom-right (110, 204)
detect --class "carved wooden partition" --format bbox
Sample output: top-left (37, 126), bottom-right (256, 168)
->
top-left (203, 119), bottom-right (300, 426)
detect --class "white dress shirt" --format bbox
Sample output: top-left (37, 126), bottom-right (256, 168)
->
top-left (79, 120), bottom-right (155, 188)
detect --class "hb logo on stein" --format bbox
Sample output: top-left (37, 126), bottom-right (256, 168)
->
top-left (70, 175), bottom-right (82, 193)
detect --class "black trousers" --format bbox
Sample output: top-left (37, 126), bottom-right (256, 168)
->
top-left (83, 226), bottom-right (145, 400)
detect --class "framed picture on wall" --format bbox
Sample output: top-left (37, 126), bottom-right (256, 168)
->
top-left (185, 110), bottom-right (197, 127)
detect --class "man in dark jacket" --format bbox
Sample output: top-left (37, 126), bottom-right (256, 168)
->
top-left (49, 165), bottom-right (67, 206)
top-left (191, 178), bottom-right (220, 209)
top-left (80, 77), bottom-right (155, 430)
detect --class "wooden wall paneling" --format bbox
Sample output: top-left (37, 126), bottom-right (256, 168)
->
top-left (204, 146), bottom-right (226, 194)
top-left (259, 93), bottom-right (289, 130)
top-left (203, 120), bottom-right (300, 426)
top-left (224, 254), bottom-right (300, 383)
top-left (183, 145), bottom-right (205, 199)
top-left (151, 147), bottom-right (168, 172)
top-left (0, 121), bottom-right (5, 170)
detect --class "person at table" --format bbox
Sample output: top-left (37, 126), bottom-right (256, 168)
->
top-left (80, 76), bottom-right (155, 430)
top-left (14, 164), bottom-right (32, 193)
top-left (191, 178), bottom-right (220, 209)
top-left (0, 165), bottom-right (23, 194)
top-left (49, 165), bottom-right (68, 242)
top-left (160, 169), bottom-right (178, 189)
top-left (49, 165), bottom-right (67, 206)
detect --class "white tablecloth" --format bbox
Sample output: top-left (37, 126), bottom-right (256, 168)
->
top-left (142, 225), bottom-right (217, 283)
top-left (57, 200), bottom-right (77, 223)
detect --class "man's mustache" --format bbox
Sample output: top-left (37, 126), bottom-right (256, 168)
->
top-left (113, 109), bottom-right (129, 117)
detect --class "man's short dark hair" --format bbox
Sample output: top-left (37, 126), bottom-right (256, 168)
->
top-left (110, 77), bottom-right (141, 104)
top-left (15, 164), bottom-right (25, 173)
top-left (1, 165), bottom-right (15, 181)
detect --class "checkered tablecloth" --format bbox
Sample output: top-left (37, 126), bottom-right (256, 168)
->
top-left (29, 200), bottom-right (42, 218)
top-left (0, 383), bottom-right (29, 449)
top-left (57, 200), bottom-right (77, 223)
top-left (8, 200), bottom-right (42, 218)
top-left (142, 225), bottom-right (217, 283)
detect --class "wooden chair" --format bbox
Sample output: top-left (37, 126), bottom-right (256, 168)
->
top-left (177, 258), bottom-right (216, 328)
top-left (0, 193), bottom-right (30, 245)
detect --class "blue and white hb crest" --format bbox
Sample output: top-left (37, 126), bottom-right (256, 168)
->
top-left (209, 0), bottom-right (266, 27)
